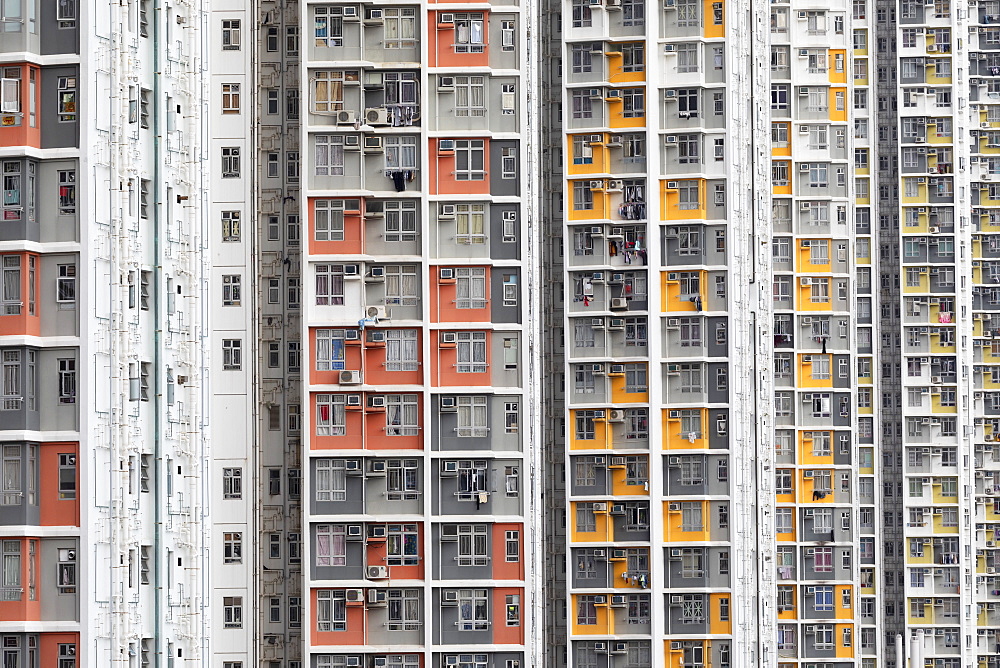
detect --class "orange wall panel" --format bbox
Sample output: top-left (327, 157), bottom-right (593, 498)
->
top-left (0, 252), bottom-right (41, 337)
top-left (0, 65), bottom-right (41, 149)
top-left (0, 538), bottom-right (40, 621)
top-left (307, 197), bottom-right (365, 256)
top-left (362, 331), bottom-right (423, 386)
top-left (39, 442), bottom-right (79, 526)
top-left (309, 328), bottom-right (364, 387)
top-left (310, 393), bottom-right (366, 450)
top-left (492, 587), bottom-right (525, 644)
top-left (310, 589), bottom-right (366, 645)
top-left (431, 266), bottom-right (491, 323)
top-left (429, 12), bottom-right (490, 68)
top-left (491, 523), bottom-right (524, 580)
top-left (431, 331), bottom-right (492, 387)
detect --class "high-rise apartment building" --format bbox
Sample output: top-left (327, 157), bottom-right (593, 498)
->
top-left (7, 0), bottom-right (1000, 667)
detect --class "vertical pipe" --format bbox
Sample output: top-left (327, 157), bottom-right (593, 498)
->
top-left (151, 0), bottom-right (163, 664)
top-left (895, 632), bottom-right (904, 668)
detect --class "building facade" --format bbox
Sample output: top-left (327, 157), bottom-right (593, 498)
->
top-left (297, 2), bottom-right (541, 668)
top-left (4, 0), bottom-right (1000, 667)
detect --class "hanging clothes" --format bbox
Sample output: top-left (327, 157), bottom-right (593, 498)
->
top-left (390, 171), bottom-right (407, 192)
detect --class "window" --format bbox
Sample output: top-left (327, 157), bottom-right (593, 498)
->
top-left (624, 363), bottom-right (647, 393)
top-left (57, 170), bottom-right (75, 214)
top-left (222, 274), bottom-right (241, 306)
top-left (386, 394), bottom-right (419, 436)
top-left (386, 520), bottom-right (420, 566)
top-left (457, 460), bottom-right (488, 501)
top-left (384, 264), bottom-right (418, 305)
top-left (221, 83), bottom-right (240, 113)
top-left (221, 211), bottom-right (241, 242)
top-left (385, 329), bottom-right (418, 371)
top-left (315, 136), bottom-right (345, 176)
top-left (223, 532), bottom-right (242, 564)
top-left (571, 0), bottom-right (592, 27)
top-left (316, 590), bottom-right (346, 631)
top-left (222, 18), bottom-right (241, 49)
top-left (315, 264), bottom-right (345, 306)
top-left (315, 524), bottom-right (347, 566)
top-left (222, 339), bottom-right (242, 370)
top-left (311, 71), bottom-right (346, 114)
top-left (388, 589), bottom-right (421, 630)
top-left (57, 453), bottom-right (75, 500)
top-left (676, 44), bottom-right (699, 73)
top-left (384, 200), bottom-right (418, 241)
top-left (813, 586), bottom-right (834, 611)
top-left (457, 396), bottom-right (488, 437)
top-left (313, 7), bottom-right (343, 47)
top-left (57, 0), bottom-right (77, 27)
top-left (56, 77), bottom-right (77, 122)
top-left (622, 88), bottom-right (644, 118)
top-left (385, 136), bottom-right (418, 170)
top-left (57, 358), bottom-right (75, 403)
top-left (622, 0), bottom-right (643, 25)
top-left (456, 332), bottom-right (487, 373)
top-left (222, 468), bottom-right (242, 499)
top-left (455, 76), bottom-right (486, 117)
top-left (622, 43), bottom-right (644, 72)
top-left (386, 462), bottom-right (420, 501)
top-left (453, 13), bottom-right (485, 53)
top-left (221, 147), bottom-right (241, 178)
top-left (383, 7), bottom-right (416, 48)
top-left (457, 524), bottom-right (489, 565)
top-left (315, 395), bottom-right (346, 436)
top-left (53, 264), bottom-right (77, 305)
top-left (454, 140), bottom-right (486, 181)
top-left (223, 596), bottom-right (243, 628)
top-left (456, 267), bottom-right (487, 308)
top-left (458, 589), bottom-right (489, 630)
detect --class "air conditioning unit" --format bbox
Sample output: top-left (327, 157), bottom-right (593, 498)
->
top-left (365, 305), bottom-right (389, 320)
top-left (607, 179), bottom-right (623, 191)
top-left (611, 595), bottom-right (627, 607)
top-left (368, 525), bottom-right (388, 539)
top-left (663, 44), bottom-right (676, 53)
top-left (591, 363), bottom-right (605, 374)
top-left (340, 370), bottom-right (362, 385)
top-left (610, 297), bottom-right (628, 310)
top-left (439, 76), bottom-right (455, 91)
top-left (363, 136), bottom-right (384, 152)
top-left (800, 277), bottom-right (812, 286)
top-left (365, 107), bottom-right (391, 125)
top-left (589, 180), bottom-right (605, 190)
top-left (609, 364), bottom-right (625, 374)
top-left (610, 504), bottom-right (626, 515)
top-left (343, 264), bottom-right (360, 277)
top-left (666, 135), bottom-right (679, 144)
top-left (591, 272), bottom-right (605, 282)
top-left (666, 181), bottom-right (679, 189)
top-left (439, 205), bottom-right (457, 219)
top-left (439, 139), bottom-right (456, 153)
top-left (366, 565), bottom-right (389, 579)
top-left (592, 502), bottom-right (607, 512)
top-left (440, 331), bottom-right (458, 345)
top-left (442, 590), bottom-right (460, 605)
top-left (345, 459), bottom-right (362, 473)
top-left (607, 135), bottom-right (623, 147)
top-left (668, 503), bottom-right (681, 511)
top-left (589, 226), bottom-right (604, 236)
top-left (930, 226), bottom-right (940, 233)
top-left (346, 658), bottom-right (361, 668)
top-left (608, 410), bottom-right (625, 422)
top-left (347, 524), bottom-right (364, 538)
top-left (346, 395), bottom-right (362, 408)
top-left (342, 6), bottom-right (360, 18)
top-left (336, 110), bottom-right (357, 124)
top-left (365, 9), bottom-right (384, 24)
top-left (439, 267), bottom-right (456, 280)
top-left (608, 318), bottom-right (625, 330)
top-left (368, 588), bottom-right (388, 606)
top-left (368, 395), bottom-right (386, 409)
top-left (440, 396), bottom-right (457, 411)
top-left (441, 460), bottom-right (459, 475)
top-left (610, 643), bottom-right (628, 655)
top-left (368, 460), bottom-right (387, 476)
top-left (346, 589), bottom-right (365, 603)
